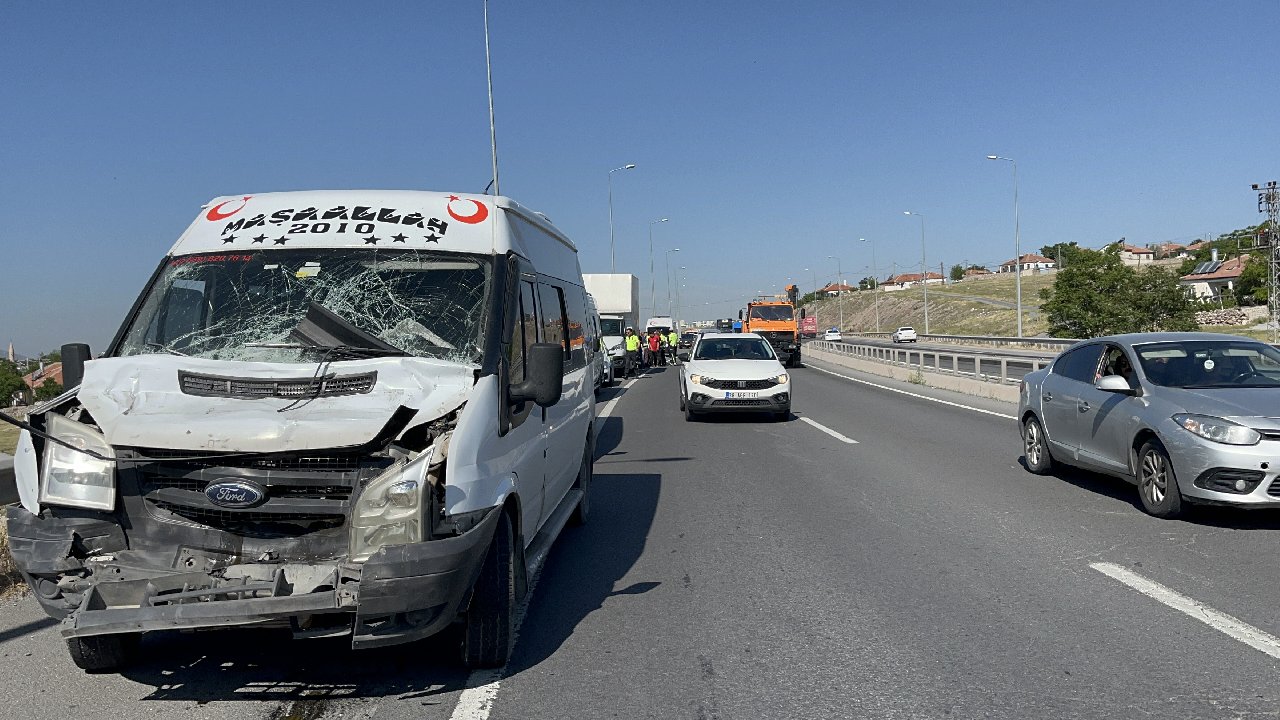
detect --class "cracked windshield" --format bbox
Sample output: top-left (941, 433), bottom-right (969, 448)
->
top-left (117, 249), bottom-right (490, 364)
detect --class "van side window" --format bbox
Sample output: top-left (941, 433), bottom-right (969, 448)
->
top-left (509, 280), bottom-right (539, 385)
top-left (538, 283), bottom-right (569, 372)
top-left (561, 284), bottom-right (588, 372)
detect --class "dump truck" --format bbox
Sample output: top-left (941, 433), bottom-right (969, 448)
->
top-left (740, 293), bottom-right (803, 368)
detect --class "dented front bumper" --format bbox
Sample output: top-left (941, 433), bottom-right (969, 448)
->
top-left (6, 505), bottom-right (500, 649)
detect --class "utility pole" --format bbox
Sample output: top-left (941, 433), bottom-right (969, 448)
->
top-left (1254, 181), bottom-right (1280, 343)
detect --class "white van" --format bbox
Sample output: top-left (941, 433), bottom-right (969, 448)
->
top-left (5, 190), bottom-right (595, 671)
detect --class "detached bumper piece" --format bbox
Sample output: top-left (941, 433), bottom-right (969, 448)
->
top-left (64, 565), bottom-right (353, 639)
top-left (56, 506), bottom-right (503, 649)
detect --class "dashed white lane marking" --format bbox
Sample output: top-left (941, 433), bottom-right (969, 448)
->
top-left (799, 416), bottom-right (858, 444)
top-left (1090, 562), bottom-right (1280, 660)
top-left (807, 363), bottom-right (1018, 420)
top-left (449, 376), bottom-right (634, 720)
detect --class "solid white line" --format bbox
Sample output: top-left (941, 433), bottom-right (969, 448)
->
top-left (799, 416), bottom-right (858, 444)
top-left (450, 375), bottom-right (636, 720)
top-left (806, 363), bottom-right (1017, 420)
top-left (1090, 562), bottom-right (1280, 660)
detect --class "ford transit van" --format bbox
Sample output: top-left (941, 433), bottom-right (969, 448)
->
top-left (5, 190), bottom-right (595, 671)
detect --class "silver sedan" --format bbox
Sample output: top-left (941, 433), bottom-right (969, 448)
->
top-left (1018, 332), bottom-right (1280, 518)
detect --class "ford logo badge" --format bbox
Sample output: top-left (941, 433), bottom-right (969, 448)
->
top-left (205, 480), bottom-right (267, 509)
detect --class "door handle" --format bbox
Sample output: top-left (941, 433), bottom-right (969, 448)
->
top-left (1078, 401), bottom-right (1090, 413)
top-left (1042, 392), bottom-right (1053, 402)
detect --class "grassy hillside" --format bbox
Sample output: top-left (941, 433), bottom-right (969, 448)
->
top-left (806, 273), bottom-right (1056, 336)
top-left (0, 424), bottom-right (17, 455)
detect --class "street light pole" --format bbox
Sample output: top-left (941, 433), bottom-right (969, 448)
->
top-left (826, 255), bottom-right (844, 330)
top-left (904, 211), bottom-right (929, 334)
top-left (987, 155), bottom-right (1022, 337)
top-left (676, 266), bottom-right (686, 325)
top-left (861, 237), bottom-right (880, 333)
top-left (665, 248), bottom-right (680, 314)
top-left (648, 218), bottom-right (668, 318)
top-left (607, 163), bottom-right (636, 273)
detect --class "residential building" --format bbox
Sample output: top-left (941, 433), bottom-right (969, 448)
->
top-left (1117, 243), bottom-right (1155, 266)
top-left (997, 254), bottom-right (1056, 274)
top-left (1179, 254), bottom-right (1249, 301)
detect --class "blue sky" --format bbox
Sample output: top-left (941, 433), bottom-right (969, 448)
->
top-left (2, 1), bottom-right (1275, 355)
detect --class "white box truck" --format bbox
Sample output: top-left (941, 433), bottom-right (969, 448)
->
top-left (582, 274), bottom-right (639, 381)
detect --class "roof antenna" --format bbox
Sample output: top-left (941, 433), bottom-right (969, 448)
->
top-left (484, 0), bottom-right (500, 196)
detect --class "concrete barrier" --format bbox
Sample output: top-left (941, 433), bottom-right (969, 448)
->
top-left (804, 345), bottom-right (1021, 403)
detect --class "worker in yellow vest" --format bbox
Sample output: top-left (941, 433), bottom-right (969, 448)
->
top-left (623, 327), bottom-right (641, 378)
top-left (666, 330), bottom-right (680, 365)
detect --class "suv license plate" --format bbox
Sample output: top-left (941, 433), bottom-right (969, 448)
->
top-left (725, 391), bottom-right (758, 399)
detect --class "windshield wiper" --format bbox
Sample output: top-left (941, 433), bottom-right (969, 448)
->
top-left (144, 341), bottom-right (189, 356)
top-left (288, 301), bottom-right (409, 356)
top-left (245, 342), bottom-right (407, 359)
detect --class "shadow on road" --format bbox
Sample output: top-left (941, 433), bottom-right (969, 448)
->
top-left (0, 616), bottom-right (57, 645)
top-left (1020, 456), bottom-right (1280, 530)
top-left (506, 470), bottom-right (661, 675)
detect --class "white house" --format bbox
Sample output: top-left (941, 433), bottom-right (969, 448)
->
top-left (1117, 243), bottom-right (1155, 266)
top-left (1180, 254), bottom-right (1249, 301)
top-left (998, 253), bottom-right (1056, 274)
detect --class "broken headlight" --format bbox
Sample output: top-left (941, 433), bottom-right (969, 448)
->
top-left (350, 453), bottom-right (427, 562)
top-left (40, 413), bottom-right (116, 511)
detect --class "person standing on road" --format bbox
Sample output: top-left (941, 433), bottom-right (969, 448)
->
top-left (623, 328), bottom-right (640, 378)
top-left (667, 329), bottom-right (680, 365)
top-left (647, 331), bottom-right (663, 367)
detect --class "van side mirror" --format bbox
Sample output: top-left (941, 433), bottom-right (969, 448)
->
top-left (800, 308), bottom-right (806, 319)
top-left (738, 310), bottom-right (743, 320)
top-left (678, 351), bottom-right (690, 362)
top-left (61, 343), bottom-right (92, 389)
top-left (511, 343), bottom-right (563, 407)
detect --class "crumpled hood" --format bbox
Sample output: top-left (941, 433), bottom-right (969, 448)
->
top-left (76, 355), bottom-right (474, 452)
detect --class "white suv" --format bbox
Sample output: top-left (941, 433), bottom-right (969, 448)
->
top-left (891, 326), bottom-right (918, 343)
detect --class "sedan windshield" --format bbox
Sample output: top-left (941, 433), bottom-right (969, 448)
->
top-left (116, 249), bottom-right (491, 364)
top-left (694, 338), bottom-right (776, 361)
top-left (1134, 341), bottom-right (1280, 388)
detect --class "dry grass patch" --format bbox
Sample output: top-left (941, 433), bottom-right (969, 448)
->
top-left (0, 423), bottom-right (19, 456)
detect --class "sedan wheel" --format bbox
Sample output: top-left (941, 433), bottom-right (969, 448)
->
top-left (1022, 416), bottom-right (1053, 474)
top-left (1138, 439), bottom-right (1184, 519)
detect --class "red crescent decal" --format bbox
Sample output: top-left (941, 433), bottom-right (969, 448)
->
top-left (206, 196), bottom-right (252, 221)
top-left (446, 196), bottom-right (489, 224)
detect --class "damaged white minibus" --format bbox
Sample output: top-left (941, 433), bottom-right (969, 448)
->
top-left (5, 190), bottom-right (595, 671)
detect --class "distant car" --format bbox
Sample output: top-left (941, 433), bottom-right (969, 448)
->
top-left (891, 326), bottom-right (917, 343)
top-left (1019, 332), bottom-right (1280, 518)
top-left (678, 331), bottom-right (699, 349)
top-left (823, 329), bottom-right (842, 342)
top-left (679, 332), bottom-right (791, 421)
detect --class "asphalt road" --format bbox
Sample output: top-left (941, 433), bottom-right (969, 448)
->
top-left (3, 358), bottom-right (1280, 718)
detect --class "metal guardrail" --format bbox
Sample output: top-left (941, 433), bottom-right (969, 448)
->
top-left (846, 332), bottom-right (1079, 351)
top-left (808, 340), bottom-right (1050, 386)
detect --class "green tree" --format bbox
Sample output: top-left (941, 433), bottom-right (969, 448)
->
top-left (1234, 256), bottom-right (1268, 306)
top-left (1040, 242), bottom-right (1084, 267)
top-left (34, 380), bottom-right (63, 402)
top-left (949, 264), bottom-right (965, 282)
top-left (1039, 248), bottom-right (1198, 337)
top-left (0, 360), bottom-right (23, 406)
top-left (858, 276), bottom-right (878, 290)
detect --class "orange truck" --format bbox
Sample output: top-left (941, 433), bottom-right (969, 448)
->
top-left (740, 293), bottom-right (804, 368)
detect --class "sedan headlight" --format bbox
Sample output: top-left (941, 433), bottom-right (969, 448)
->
top-left (774, 373), bottom-right (789, 385)
top-left (350, 454), bottom-right (427, 562)
top-left (40, 413), bottom-right (116, 511)
top-left (1173, 414), bottom-right (1261, 446)
top-left (690, 374), bottom-right (715, 386)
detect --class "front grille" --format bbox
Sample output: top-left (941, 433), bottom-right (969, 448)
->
top-left (117, 448), bottom-right (392, 545)
top-left (179, 370), bottom-right (377, 399)
top-left (704, 378), bottom-right (777, 390)
top-left (149, 501), bottom-right (345, 537)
